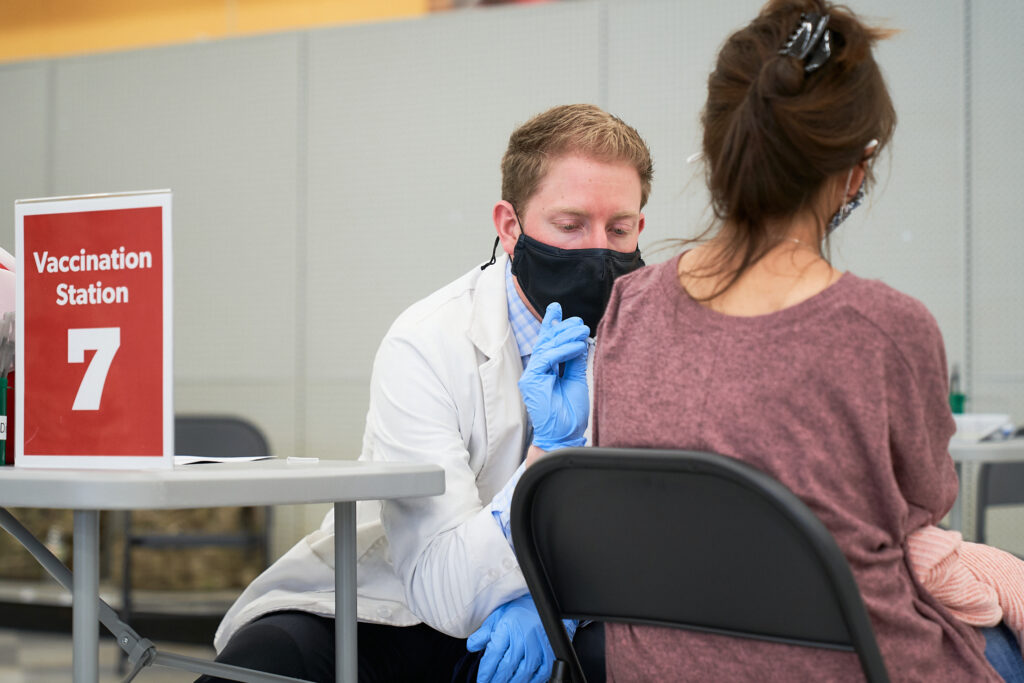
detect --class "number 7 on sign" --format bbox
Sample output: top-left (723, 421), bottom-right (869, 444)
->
top-left (68, 327), bottom-right (121, 411)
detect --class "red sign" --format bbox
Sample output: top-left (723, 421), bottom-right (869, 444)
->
top-left (15, 192), bottom-right (173, 468)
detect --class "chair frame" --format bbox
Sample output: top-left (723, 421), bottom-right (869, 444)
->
top-left (976, 461), bottom-right (1024, 545)
top-left (511, 447), bottom-right (889, 683)
top-left (119, 414), bottom-right (272, 664)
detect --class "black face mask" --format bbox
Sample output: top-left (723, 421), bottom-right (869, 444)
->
top-left (509, 232), bottom-right (644, 333)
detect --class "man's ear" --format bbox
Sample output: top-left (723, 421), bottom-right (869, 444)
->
top-left (637, 212), bottom-right (646, 236)
top-left (492, 200), bottom-right (521, 256)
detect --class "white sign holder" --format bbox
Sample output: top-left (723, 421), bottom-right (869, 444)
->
top-left (15, 191), bottom-right (173, 469)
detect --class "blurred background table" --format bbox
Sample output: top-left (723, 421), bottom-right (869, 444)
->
top-left (949, 439), bottom-right (1024, 542)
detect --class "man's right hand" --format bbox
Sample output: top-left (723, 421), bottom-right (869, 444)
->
top-left (518, 302), bottom-right (590, 453)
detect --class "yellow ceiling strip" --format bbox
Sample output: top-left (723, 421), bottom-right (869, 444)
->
top-left (0, 0), bottom-right (429, 65)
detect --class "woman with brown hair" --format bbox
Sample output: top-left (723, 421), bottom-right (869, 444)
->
top-left (592, 1), bottom-right (1023, 680)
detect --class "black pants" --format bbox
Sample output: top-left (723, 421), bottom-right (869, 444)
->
top-left (195, 610), bottom-right (605, 683)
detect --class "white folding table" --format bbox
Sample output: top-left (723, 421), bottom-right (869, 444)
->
top-left (0, 458), bottom-right (445, 683)
top-left (948, 440), bottom-right (1024, 540)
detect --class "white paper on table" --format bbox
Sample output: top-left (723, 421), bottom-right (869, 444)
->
top-left (951, 413), bottom-right (1014, 443)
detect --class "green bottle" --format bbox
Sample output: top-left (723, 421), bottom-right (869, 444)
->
top-left (949, 363), bottom-right (965, 414)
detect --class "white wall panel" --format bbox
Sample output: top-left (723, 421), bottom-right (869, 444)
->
top-left (606, 0), bottom-right (759, 261)
top-left (48, 37), bottom-right (304, 497)
top-left (818, 1), bottom-right (966, 374)
top-left (969, 0), bottom-right (1024, 418)
top-left (304, 3), bottom-right (602, 460)
top-left (966, 0), bottom-right (1024, 550)
top-left (0, 62), bottom-right (50, 249)
top-left (52, 35), bottom-right (302, 387)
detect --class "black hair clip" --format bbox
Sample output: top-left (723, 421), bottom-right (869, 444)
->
top-left (779, 13), bottom-right (831, 73)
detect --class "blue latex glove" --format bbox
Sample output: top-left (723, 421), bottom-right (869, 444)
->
top-left (518, 303), bottom-right (590, 451)
top-left (466, 595), bottom-right (577, 683)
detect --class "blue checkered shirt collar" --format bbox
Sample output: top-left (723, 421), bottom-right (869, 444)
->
top-left (505, 259), bottom-right (541, 364)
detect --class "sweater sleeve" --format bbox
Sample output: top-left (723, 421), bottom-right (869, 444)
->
top-left (881, 297), bottom-right (959, 528)
top-left (909, 525), bottom-right (1024, 650)
top-left (961, 540), bottom-right (1024, 647)
top-left (907, 526), bottom-right (1002, 627)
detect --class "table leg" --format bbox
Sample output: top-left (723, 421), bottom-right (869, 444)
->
top-left (335, 502), bottom-right (357, 683)
top-left (73, 509), bottom-right (100, 683)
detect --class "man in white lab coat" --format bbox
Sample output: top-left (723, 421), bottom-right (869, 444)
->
top-left (202, 104), bottom-right (652, 683)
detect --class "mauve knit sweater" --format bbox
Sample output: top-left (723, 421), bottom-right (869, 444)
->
top-left (592, 254), bottom-right (999, 682)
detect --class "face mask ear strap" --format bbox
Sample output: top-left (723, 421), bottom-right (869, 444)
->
top-left (511, 205), bottom-right (527, 237)
top-left (481, 236), bottom-right (501, 271)
top-left (482, 203), bottom-right (527, 271)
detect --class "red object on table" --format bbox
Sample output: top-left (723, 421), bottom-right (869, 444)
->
top-left (4, 371), bottom-right (13, 465)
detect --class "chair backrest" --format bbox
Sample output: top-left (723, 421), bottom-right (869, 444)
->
top-left (174, 414), bottom-right (270, 459)
top-left (118, 414), bottom-right (273, 670)
top-left (976, 461), bottom-right (1024, 544)
top-left (511, 447), bottom-right (889, 683)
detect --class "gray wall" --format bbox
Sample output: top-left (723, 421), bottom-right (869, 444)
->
top-left (1, 0), bottom-right (1020, 553)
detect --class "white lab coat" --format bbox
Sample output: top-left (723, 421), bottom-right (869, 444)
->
top-left (214, 254), bottom-right (532, 650)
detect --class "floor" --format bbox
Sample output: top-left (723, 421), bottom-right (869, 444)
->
top-left (0, 627), bottom-right (216, 682)
top-left (0, 580), bottom-right (232, 683)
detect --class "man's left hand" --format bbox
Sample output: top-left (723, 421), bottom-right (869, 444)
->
top-left (466, 595), bottom-right (558, 683)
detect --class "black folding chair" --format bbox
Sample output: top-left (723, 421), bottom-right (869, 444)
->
top-left (120, 415), bottom-right (272, 647)
top-left (511, 447), bottom-right (889, 683)
top-left (976, 461), bottom-right (1024, 549)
